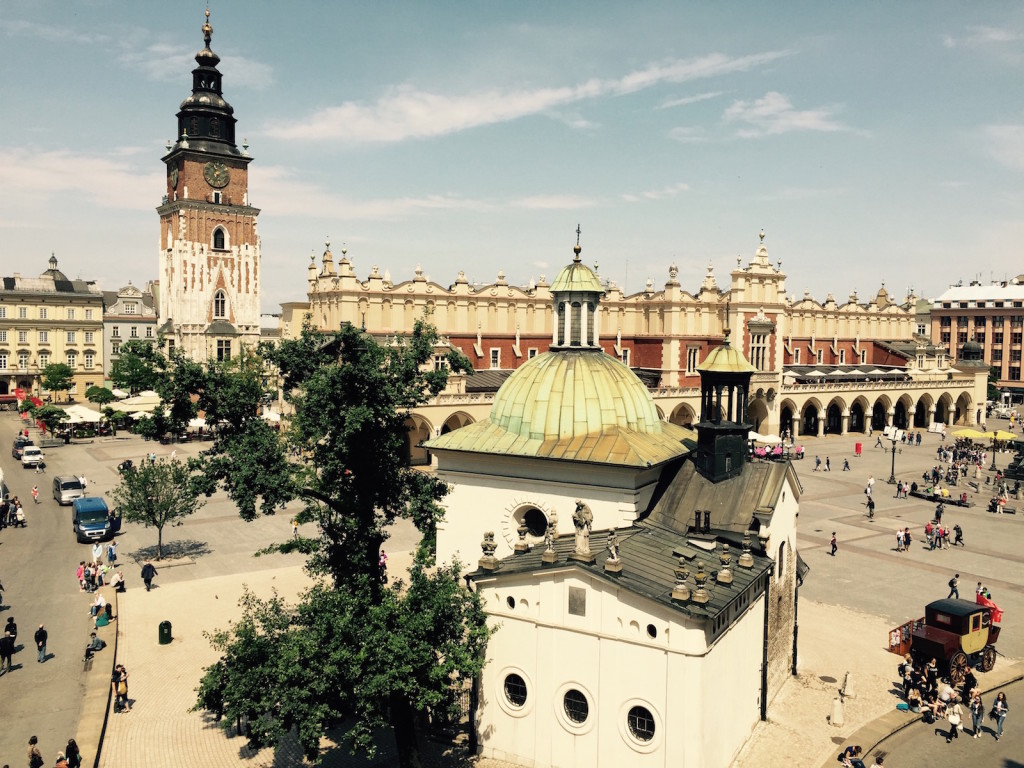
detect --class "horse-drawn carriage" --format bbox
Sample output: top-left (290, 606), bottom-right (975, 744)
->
top-left (910, 598), bottom-right (1001, 685)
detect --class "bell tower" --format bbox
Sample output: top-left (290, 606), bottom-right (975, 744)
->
top-left (156, 10), bottom-right (261, 362)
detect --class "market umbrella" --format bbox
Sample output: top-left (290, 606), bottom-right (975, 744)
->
top-left (991, 430), bottom-right (1017, 442)
top-left (952, 428), bottom-right (987, 440)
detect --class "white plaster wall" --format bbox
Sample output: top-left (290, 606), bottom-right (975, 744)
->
top-left (435, 471), bottom-right (656, 568)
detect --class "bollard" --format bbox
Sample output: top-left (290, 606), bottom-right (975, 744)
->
top-left (159, 620), bottom-right (172, 645)
top-left (841, 671), bottom-right (854, 698)
top-left (830, 696), bottom-right (845, 727)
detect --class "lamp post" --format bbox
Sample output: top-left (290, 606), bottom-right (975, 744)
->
top-left (887, 436), bottom-right (899, 485)
top-left (989, 437), bottom-right (998, 472)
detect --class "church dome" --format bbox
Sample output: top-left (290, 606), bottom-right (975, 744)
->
top-left (549, 259), bottom-right (603, 294)
top-left (490, 349), bottom-right (663, 440)
top-left (698, 329), bottom-right (756, 374)
top-left (960, 338), bottom-right (983, 361)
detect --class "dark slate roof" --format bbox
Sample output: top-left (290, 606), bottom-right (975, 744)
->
top-left (926, 598), bottom-right (986, 617)
top-left (471, 525), bottom-right (772, 622)
top-left (206, 320), bottom-right (238, 335)
top-left (464, 368), bottom-right (513, 392)
top-left (643, 459), bottom-right (801, 535)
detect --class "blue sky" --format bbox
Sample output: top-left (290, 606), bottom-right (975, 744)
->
top-left (2, 1), bottom-right (1024, 313)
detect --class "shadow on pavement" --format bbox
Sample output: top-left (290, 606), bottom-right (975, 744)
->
top-left (129, 538), bottom-right (212, 562)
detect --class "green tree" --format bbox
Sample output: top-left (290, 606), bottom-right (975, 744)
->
top-left (193, 319), bottom-right (489, 766)
top-left (110, 339), bottom-right (163, 394)
top-left (85, 385), bottom-right (116, 406)
top-left (111, 458), bottom-right (205, 559)
top-left (31, 404), bottom-right (69, 436)
top-left (41, 362), bottom-right (74, 402)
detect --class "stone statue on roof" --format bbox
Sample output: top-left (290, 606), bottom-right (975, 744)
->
top-left (572, 500), bottom-right (593, 555)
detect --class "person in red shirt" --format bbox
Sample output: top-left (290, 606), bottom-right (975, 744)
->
top-left (31, 485), bottom-right (39, 504)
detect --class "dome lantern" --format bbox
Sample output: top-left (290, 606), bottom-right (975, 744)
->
top-left (549, 226), bottom-right (605, 349)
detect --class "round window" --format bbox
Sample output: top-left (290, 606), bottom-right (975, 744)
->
top-left (503, 673), bottom-right (528, 708)
top-left (506, 596), bottom-right (516, 610)
top-left (563, 689), bottom-right (589, 723)
top-left (520, 507), bottom-right (548, 537)
top-left (646, 623), bottom-right (657, 639)
top-left (627, 705), bottom-right (656, 742)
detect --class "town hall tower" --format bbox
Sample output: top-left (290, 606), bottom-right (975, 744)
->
top-left (157, 10), bottom-right (261, 361)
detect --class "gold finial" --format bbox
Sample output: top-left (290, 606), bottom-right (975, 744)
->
top-left (573, 224), bottom-right (582, 261)
top-left (759, 228), bottom-right (765, 243)
top-left (202, 7), bottom-right (213, 47)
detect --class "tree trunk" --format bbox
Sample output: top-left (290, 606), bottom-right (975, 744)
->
top-left (157, 526), bottom-right (163, 560)
top-left (390, 692), bottom-right (422, 768)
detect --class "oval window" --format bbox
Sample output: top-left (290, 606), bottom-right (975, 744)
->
top-left (627, 705), bottom-right (655, 742)
top-left (503, 673), bottom-right (527, 708)
top-left (563, 689), bottom-right (589, 723)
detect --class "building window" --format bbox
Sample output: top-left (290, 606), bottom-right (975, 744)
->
top-left (85, 309), bottom-right (93, 320)
top-left (38, 331), bottom-right (48, 344)
top-left (750, 333), bottom-right (769, 370)
top-left (67, 308), bottom-right (75, 319)
top-left (213, 290), bottom-right (227, 319)
top-left (19, 352), bottom-right (30, 370)
top-left (839, 349), bottom-right (846, 365)
top-left (528, 348), bottom-right (538, 359)
top-left (216, 339), bottom-right (231, 362)
top-left (213, 228), bottom-right (226, 250)
top-left (145, 327), bottom-right (153, 338)
top-left (0, 331), bottom-right (5, 343)
top-left (503, 674), bottom-right (528, 708)
top-left (860, 350), bottom-right (867, 364)
top-left (917, 323), bottom-right (927, 335)
top-left (84, 353), bottom-right (94, 369)
top-left (489, 348), bottom-right (500, 369)
top-left (941, 332), bottom-right (951, 344)
top-left (18, 331), bottom-right (27, 344)
top-left (66, 352), bottom-right (77, 368)
top-left (1011, 367), bottom-right (1021, 381)
top-left (130, 326), bottom-right (138, 338)
top-left (563, 690), bottom-right (589, 724)
top-left (620, 348), bottom-right (631, 367)
top-left (0, 307), bottom-right (5, 318)
top-left (976, 332), bottom-right (986, 344)
top-left (167, 339), bottom-right (175, 355)
top-left (993, 332), bottom-right (1003, 344)
top-left (111, 341), bottom-right (120, 355)
top-left (112, 326), bottom-right (120, 338)
top-left (687, 346), bottom-right (700, 373)
top-left (18, 307), bottom-right (27, 319)
top-left (816, 349), bottom-right (823, 365)
top-left (627, 705), bottom-right (656, 742)
top-left (39, 307), bottom-right (47, 319)
top-left (568, 586), bottom-right (586, 617)
top-left (84, 331), bottom-right (93, 343)
top-left (38, 352), bottom-right (49, 368)
top-left (124, 303), bottom-right (137, 315)
top-left (432, 354), bottom-right (449, 371)
top-left (1014, 333), bottom-right (1023, 345)
top-left (66, 331), bottom-right (76, 344)
top-left (792, 348), bottom-right (801, 364)
top-left (0, 354), bottom-right (6, 370)
top-left (917, 355), bottom-right (925, 368)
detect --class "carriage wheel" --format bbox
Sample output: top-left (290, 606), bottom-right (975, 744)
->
top-left (981, 645), bottom-right (997, 673)
top-left (949, 651), bottom-right (969, 685)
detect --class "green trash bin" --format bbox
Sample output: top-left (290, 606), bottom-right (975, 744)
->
top-left (159, 620), bottom-right (172, 645)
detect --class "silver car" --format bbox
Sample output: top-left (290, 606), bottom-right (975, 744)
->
top-left (53, 476), bottom-right (85, 505)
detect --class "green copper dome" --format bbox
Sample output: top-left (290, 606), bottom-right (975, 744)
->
top-left (697, 330), bottom-right (757, 374)
top-left (549, 246), bottom-right (604, 294)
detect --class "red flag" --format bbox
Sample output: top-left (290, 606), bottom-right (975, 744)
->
top-left (977, 594), bottom-right (1004, 624)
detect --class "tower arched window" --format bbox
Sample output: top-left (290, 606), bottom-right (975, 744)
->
top-left (213, 228), bottom-right (226, 250)
top-left (213, 290), bottom-right (227, 319)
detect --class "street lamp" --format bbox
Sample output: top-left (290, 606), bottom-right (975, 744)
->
top-left (888, 438), bottom-right (898, 484)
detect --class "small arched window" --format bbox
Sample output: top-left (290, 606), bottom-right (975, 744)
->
top-left (213, 290), bottom-right (227, 319)
top-left (213, 228), bottom-right (226, 250)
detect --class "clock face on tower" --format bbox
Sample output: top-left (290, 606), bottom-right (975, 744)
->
top-left (203, 161), bottom-right (230, 188)
top-left (169, 167), bottom-right (179, 189)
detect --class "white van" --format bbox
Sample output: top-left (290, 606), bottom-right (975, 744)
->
top-left (21, 445), bottom-right (44, 468)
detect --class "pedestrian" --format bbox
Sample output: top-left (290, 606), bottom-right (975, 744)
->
top-left (825, 456), bottom-right (831, 471)
top-left (814, 455), bottom-right (821, 471)
top-left (34, 623), bottom-right (47, 663)
top-left (0, 631), bottom-right (13, 673)
top-left (112, 664), bottom-right (131, 712)
top-left (970, 691), bottom-right (985, 737)
top-left (866, 496), bottom-right (875, 519)
top-left (65, 739), bottom-right (82, 768)
top-left (27, 736), bottom-right (43, 768)
top-left (830, 532), bottom-right (838, 556)
top-left (141, 561), bottom-right (157, 591)
top-left (291, 518), bottom-right (299, 537)
top-left (875, 434), bottom-right (884, 448)
top-left (843, 458), bottom-right (851, 471)
top-left (992, 691), bottom-right (1008, 740)
top-left (896, 528), bottom-right (904, 552)
top-left (946, 699), bottom-right (962, 742)
top-left (4, 616), bottom-right (17, 646)
top-left (948, 574), bottom-right (960, 600)
top-left (953, 524), bottom-right (964, 547)
top-left (107, 541), bottom-right (117, 565)
top-left (31, 485), bottom-right (39, 504)
top-left (379, 549), bottom-right (389, 583)
top-left (91, 542), bottom-right (103, 564)
top-left (869, 758), bottom-right (884, 768)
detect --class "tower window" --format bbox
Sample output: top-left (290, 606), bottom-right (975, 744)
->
top-left (216, 339), bottom-right (231, 362)
top-left (213, 290), bottom-right (227, 319)
top-left (213, 228), bottom-right (226, 249)
top-left (210, 118), bottom-right (220, 138)
top-left (190, 117), bottom-right (198, 135)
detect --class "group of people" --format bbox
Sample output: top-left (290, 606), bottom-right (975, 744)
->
top-left (924, 519), bottom-right (964, 550)
top-left (0, 494), bottom-right (27, 528)
top-left (837, 745), bottom-right (885, 768)
top-left (26, 735), bottom-right (83, 768)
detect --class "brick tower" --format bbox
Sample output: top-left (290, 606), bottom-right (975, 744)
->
top-left (157, 10), bottom-right (261, 362)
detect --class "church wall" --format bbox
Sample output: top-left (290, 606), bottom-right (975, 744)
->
top-left (764, 474), bottom-right (800, 703)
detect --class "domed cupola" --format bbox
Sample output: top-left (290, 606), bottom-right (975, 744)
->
top-left (548, 227), bottom-right (605, 349)
top-left (173, 9), bottom-right (239, 155)
top-left (695, 325), bottom-right (757, 482)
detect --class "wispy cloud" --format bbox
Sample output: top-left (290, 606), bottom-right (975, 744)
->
top-left (981, 124), bottom-right (1024, 171)
top-left (943, 25), bottom-right (1024, 48)
top-left (621, 182), bottom-right (690, 202)
top-left (511, 194), bottom-right (599, 210)
top-left (722, 91), bottom-right (847, 138)
top-left (118, 44), bottom-right (274, 89)
top-left (0, 18), bottom-right (109, 45)
top-left (264, 50), bottom-right (793, 143)
top-left (658, 91), bottom-right (723, 109)
top-left (667, 126), bottom-right (712, 143)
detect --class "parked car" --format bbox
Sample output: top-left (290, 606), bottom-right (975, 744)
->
top-left (21, 445), bottom-right (45, 468)
top-left (53, 476), bottom-right (85, 505)
top-left (12, 436), bottom-right (33, 459)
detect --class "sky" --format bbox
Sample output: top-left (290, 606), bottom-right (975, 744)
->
top-left (2, 1), bottom-right (1024, 314)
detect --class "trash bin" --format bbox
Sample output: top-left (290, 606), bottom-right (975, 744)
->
top-left (855, 443), bottom-right (862, 457)
top-left (159, 620), bottom-right (172, 645)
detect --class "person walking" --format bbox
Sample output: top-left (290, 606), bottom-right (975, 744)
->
top-left (953, 524), bottom-right (964, 547)
top-left (34, 624), bottom-right (47, 663)
top-left (31, 485), bottom-right (39, 504)
top-left (65, 738), bottom-right (82, 768)
top-left (27, 735), bottom-right (43, 768)
top-left (970, 691), bottom-right (985, 737)
top-left (992, 691), bottom-right (1008, 740)
top-left (106, 540), bottom-right (117, 565)
top-left (866, 496), bottom-right (875, 519)
top-left (946, 699), bottom-right (963, 742)
top-left (291, 519), bottom-right (299, 537)
top-left (5, 616), bottom-right (17, 647)
top-left (91, 542), bottom-right (103, 564)
top-left (948, 574), bottom-right (960, 600)
top-left (814, 455), bottom-right (821, 471)
top-left (896, 528), bottom-right (904, 552)
top-left (0, 631), bottom-right (14, 674)
top-left (141, 562), bottom-right (157, 592)
top-left (825, 456), bottom-right (831, 471)
top-left (830, 532), bottom-right (838, 556)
